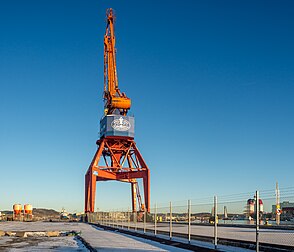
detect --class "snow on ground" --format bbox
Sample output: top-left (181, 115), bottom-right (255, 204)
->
top-left (93, 226), bottom-right (253, 252)
top-left (0, 221), bottom-right (256, 251)
top-left (88, 226), bottom-right (190, 252)
top-left (0, 236), bottom-right (87, 252)
top-left (0, 222), bottom-right (191, 251)
top-left (0, 222), bottom-right (87, 251)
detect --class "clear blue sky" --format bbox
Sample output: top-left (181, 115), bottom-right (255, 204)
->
top-left (0, 0), bottom-right (293, 213)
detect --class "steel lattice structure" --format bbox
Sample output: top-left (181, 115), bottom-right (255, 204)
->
top-left (85, 136), bottom-right (150, 213)
top-left (85, 8), bottom-right (150, 214)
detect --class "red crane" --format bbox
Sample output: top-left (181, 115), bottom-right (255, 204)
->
top-left (85, 8), bottom-right (150, 214)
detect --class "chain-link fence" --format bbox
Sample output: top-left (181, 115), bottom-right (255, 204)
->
top-left (84, 187), bottom-right (294, 251)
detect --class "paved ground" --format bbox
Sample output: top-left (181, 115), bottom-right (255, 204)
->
top-left (0, 222), bottom-right (190, 251)
top-left (122, 222), bottom-right (294, 247)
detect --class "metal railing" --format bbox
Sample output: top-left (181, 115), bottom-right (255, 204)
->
top-left (84, 187), bottom-right (294, 251)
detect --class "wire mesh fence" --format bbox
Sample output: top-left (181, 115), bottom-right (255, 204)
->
top-left (84, 187), bottom-right (294, 251)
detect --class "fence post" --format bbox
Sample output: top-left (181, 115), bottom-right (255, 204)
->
top-left (116, 211), bottom-right (119, 228)
top-left (169, 201), bottom-right (172, 240)
top-left (114, 211), bottom-right (116, 228)
top-left (188, 199), bottom-right (191, 243)
top-left (256, 191), bottom-right (260, 252)
top-left (113, 210), bottom-right (115, 228)
top-left (135, 211), bottom-right (137, 231)
top-left (110, 210), bottom-right (112, 227)
top-left (144, 208), bottom-right (146, 234)
top-left (214, 196), bottom-right (218, 250)
top-left (121, 210), bottom-right (123, 229)
top-left (123, 210), bottom-right (125, 229)
top-left (109, 211), bottom-right (111, 226)
top-left (116, 211), bottom-right (118, 228)
top-left (154, 203), bottom-right (157, 236)
top-left (104, 212), bottom-right (106, 226)
top-left (120, 210), bottom-right (122, 229)
top-left (106, 211), bottom-right (108, 226)
top-left (128, 209), bottom-right (130, 230)
top-left (275, 182), bottom-right (280, 225)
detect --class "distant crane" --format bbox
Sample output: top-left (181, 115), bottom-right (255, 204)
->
top-left (85, 8), bottom-right (150, 214)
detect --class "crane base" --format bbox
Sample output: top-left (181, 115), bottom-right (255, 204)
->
top-left (85, 136), bottom-right (150, 213)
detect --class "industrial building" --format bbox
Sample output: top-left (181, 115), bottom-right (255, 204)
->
top-left (272, 201), bottom-right (294, 219)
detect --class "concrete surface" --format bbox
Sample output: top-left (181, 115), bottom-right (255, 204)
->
top-left (0, 222), bottom-right (191, 251)
top-left (123, 221), bottom-right (294, 247)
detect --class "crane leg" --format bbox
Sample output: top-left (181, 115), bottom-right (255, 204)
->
top-left (143, 169), bottom-right (150, 212)
top-left (85, 172), bottom-right (90, 212)
top-left (89, 170), bottom-right (97, 212)
top-left (131, 182), bottom-right (137, 212)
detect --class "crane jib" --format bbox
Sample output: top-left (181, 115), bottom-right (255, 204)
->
top-left (103, 8), bottom-right (131, 116)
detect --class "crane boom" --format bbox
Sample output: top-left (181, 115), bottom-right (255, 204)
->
top-left (104, 8), bottom-right (131, 116)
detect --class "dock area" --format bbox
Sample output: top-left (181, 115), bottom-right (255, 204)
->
top-left (0, 222), bottom-right (190, 251)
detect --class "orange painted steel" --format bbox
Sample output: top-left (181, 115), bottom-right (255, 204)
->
top-left (85, 136), bottom-right (150, 213)
top-left (103, 8), bottom-right (131, 116)
top-left (85, 9), bottom-right (150, 213)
